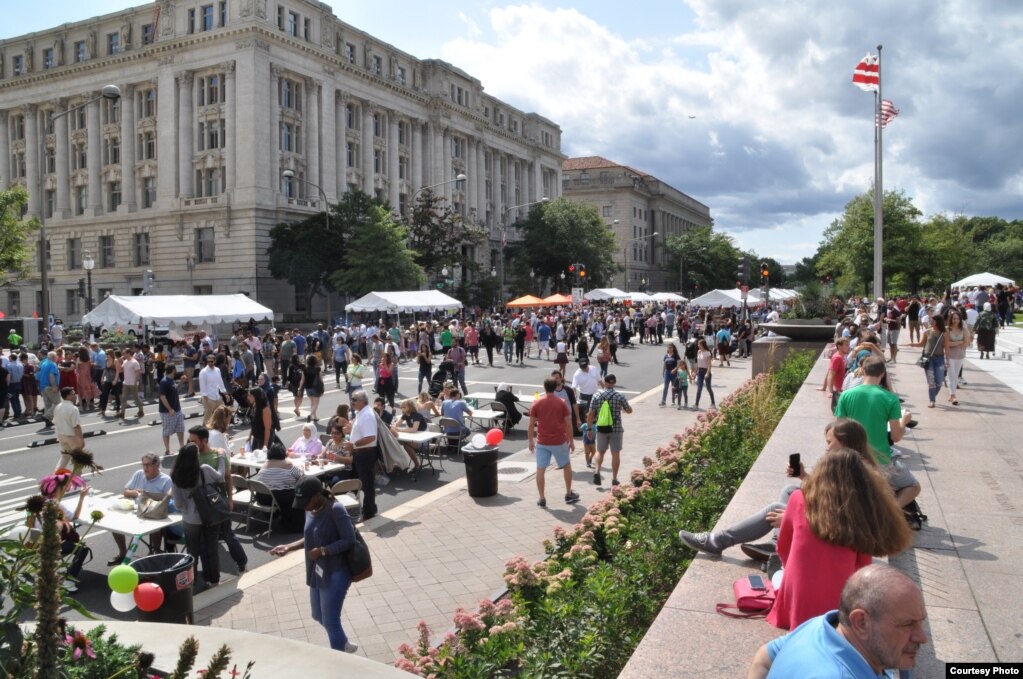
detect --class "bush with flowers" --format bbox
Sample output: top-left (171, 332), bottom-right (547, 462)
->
top-left (395, 351), bottom-right (816, 678)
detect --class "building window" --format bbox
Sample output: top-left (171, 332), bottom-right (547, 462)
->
top-left (132, 232), bottom-right (150, 266)
top-left (219, 0), bottom-right (227, 26)
top-left (195, 227), bottom-right (215, 263)
top-left (72, 106), bottom-right (86, 131)
top-left (198, 119), bottom-right (224, 151)
top-left (396, 66), bottom-right (406, 85)
top-left (345, 104), bottom-right (357, 129)
top-left (142, 23), bottom-right (155, 45)
top-left (371, 55), bottom-right (382, 75)
top-left (108, 181), bottom-right (121, 211)
top-left (66, 290), bottom-right (80, 316)
top-left (104, 138), bottom-right (120, 166)
top-left (142, 89), bottom-right (157, 117)
top-left (43, 48), bottom-right (55, 69)
top-left (66, 238), bottom-right (82, 269)
top-left (280, 78), bottom-right (301, 109)
top-left (287, 11), bottom-right (299, 37)
top-left (74, 186), bottom-right (87, 215)
top-left (103, 98), bottom-right (120, 124)
top-left (142, 178), bottom-right (156, 208)
top-left (74, 41), bottom-right (87, 63)
top-left (6, 292), bottom-right (20, 318)
top-left (346, 142), bottom-right (356, 168)
top-left (201, 4), bottom-right (215, 31)
top-left (45, 147), bottom-right (56, 173)
top-left (198, 74), bottom-right (223, 106)
top-left (13, 115), bottom-right (25, 140)
top-left (398, 156), bottom-right (408, 180)
top-left (344, 42), bottom-right (356, 64)
top-left (44, 190), bottom-right (55, 218)
top-left (280, 122), bottom-right (300, 152)
top-left (13, 152), bottom-right (26, 179)
top-left (140, 131), bottom-right (156, 160)
top-left (99, 235), bottom-right (115, 268)
top-left (398, 122), bottom-right (407, 145)
top-left (602, 205), bottom-right (612, 217)
top-left (373, 113), bottom-right (381, 137)
top-left (72, 143), bottom-right (87, 171)
top-left (303, 17), bottom-right (311, 41)
top-left (373, 148), bottom-right (383, 173)
top-left (450, 137), bottom-right (465, 159)
top-left (294, 289), bottom-right (308, 312)
top-left (13, 56), bottom-right (24, 76)
top-left (196, 168), bottom-right (223, 197)
top-left (108, 32), bottom-right (120, 55)
top-left (194, 285), bottom-right (213, 296)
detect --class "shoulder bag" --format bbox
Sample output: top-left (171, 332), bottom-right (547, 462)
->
top-left (331, 504), bottom-right (373, 582)
top-left (716, 575), bottom-right (776, 619)
top-left (916, 332), bottom-right (944, 369)
top-left (191, 467), bottom-right (231, 526)
top-left (136, 491), bottom-right (170, 520)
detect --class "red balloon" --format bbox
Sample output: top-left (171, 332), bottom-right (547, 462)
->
top-left (485, 428), bottom-right (504, 446)
top-left (133, 582), bottom-right (165, 612)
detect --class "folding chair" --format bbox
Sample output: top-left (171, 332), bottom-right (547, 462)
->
top-left (231, 474), bottom-right (252, 524)
top-left (244, 479), bottom-right (280, 536)
top-left (437, 416), bottom-right (468, 457)
top-left (330, 479), bottom-right (363, 522)
top-left (488, 402), bottom-right (511, 433)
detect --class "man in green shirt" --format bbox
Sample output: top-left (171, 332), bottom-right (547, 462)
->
top-left (835, 356), bottom-right (920, 509)
top-left (7, 329), bottom-right (21, 349)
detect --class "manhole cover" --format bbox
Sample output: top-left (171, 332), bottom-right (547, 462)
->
top-left (497, 465), bottom-right (529, 475)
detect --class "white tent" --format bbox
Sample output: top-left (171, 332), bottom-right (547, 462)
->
top-left (651, 292), bottom-right (688, 302)
top-left (689, 289), bottom-right (744, 308)
top-left (748, 288), bottom-right (800, 302)
top-left (627, 292), bottom-right (655, 302)
top-left (83, 294), bottom-right (274, 327)
top-left (952, 272), bottom-right (1015, 288)
top-left (583, 288), bottom-right (629, 301)
top-left (344, 290), bottom-right (462, 313)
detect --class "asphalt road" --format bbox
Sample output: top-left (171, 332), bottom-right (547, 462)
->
top-left (1, 336), bottom-right (677, 619)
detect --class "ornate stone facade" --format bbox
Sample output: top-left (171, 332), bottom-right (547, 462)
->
top-left (0, 0), bottom-right (564, 320)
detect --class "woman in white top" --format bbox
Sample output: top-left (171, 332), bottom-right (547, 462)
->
top-left (694, 338), bottom-right (716, 410)
top-left (345, 354), bottom-right (365, 403)
top-left (289, 423), bottom-right (323, 458)
top-left (206, 405), bottom-right (234, 454)
top-left (944, 310), bottom-right (970, 406)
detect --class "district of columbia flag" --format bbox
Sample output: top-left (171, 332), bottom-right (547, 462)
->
top-left (877, 99), bottom-right (900, 128)
top-left (852, 53), bottom-right (879, 92)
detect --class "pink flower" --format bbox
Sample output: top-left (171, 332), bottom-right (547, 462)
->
top-left (65, 630), bottom-right (95, 661)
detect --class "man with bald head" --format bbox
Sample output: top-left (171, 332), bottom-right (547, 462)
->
top-left (748, 563), bottom-right (928, 678)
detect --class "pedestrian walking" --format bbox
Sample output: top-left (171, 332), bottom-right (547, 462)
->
top-left (53, 387), bottom-right (83, 470)
top-left (694, 338), bottom-right (716, 409)
top-left (528, 377), bottom-right (579, 508)
top-left (158, 365), bottom-right (186, 455)
top-left (586, 374), bottom-right (633, 487)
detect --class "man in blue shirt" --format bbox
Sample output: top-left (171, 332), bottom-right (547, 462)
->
top-left (536, 322), bottom-right (552, 361)
top-left (90, 342), bottom-right (106, 386)
top-left (440, 389), bottom-right (473, 438)
top-left (37, 351), bottom-right (61, 427)
top-left (748, 564), bottom-right (928, 679)
top-left (5, 351), bottom-right (23, 419)
top-left (107, 453), bottom-right (173, 565)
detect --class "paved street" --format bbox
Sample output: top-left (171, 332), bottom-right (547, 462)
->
top-left (1, 334), bottom-right (695, 620)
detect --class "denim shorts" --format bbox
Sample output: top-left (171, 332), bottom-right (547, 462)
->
top-left (535, 443), bottom-right (570, 469)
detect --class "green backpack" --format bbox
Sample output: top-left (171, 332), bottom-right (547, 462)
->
top-left (596, 396), bottom-right (614, 433)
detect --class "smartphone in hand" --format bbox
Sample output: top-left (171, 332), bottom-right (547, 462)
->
top-left (788, 453), bottom-right (801, 477)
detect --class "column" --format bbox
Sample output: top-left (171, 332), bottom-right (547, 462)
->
top-left (441, 127), bottom-right (451, 203)
top-left (269, 65), bottom-right (281, 194)
top-left (119, 85), bottom-right (137, 212)
top-left (466, 138), bottom-right (477, 217)
top-left (386, 111), bottom-right (399, 208)
top-left (533, 156), bottom-right (543, 202)
top-left (177, 71), bottom-right (194, 199)
top-left (156, 68), bottom-right (178, 205)
top-left (431, 123), bottom-right (444, 188)
top-left (53, 103), bottom-right (69, 217)
top-left (333, 92), bottom-right (345, 198)
top-left (0, 113), bottom-right (9, 191)
top-left (361, 104), bottom-right (374, 194)
top-left (304, 78), bottom-right (319, 195)
top-left (476, 141), bottom-right (486, 221)
top-left (320, 83), bottom-right (336, 202)
top-left (410, 119), bottom-right (422, 196)
top-left (25, 106), bottom-right (40, 217)
top-left (86, 97), bottom-right (102, 214)
top-left (224, 62), bottom-right (236, 197)
top-left (493, 150), bottom-right (503, 226)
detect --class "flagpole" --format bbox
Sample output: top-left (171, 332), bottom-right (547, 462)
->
top-left (873, 44), bottom-right (884, 303)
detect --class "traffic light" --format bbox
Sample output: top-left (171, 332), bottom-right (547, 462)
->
top-left (578, 263), bottom-right (587, 281)
top-left (760, 262), bottom-right (769, 282)
top-left (737, 255), bottom-right (751, 283)
top-left (142, 269), bottom-right (154, 294)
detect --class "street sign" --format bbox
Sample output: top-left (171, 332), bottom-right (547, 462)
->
top-left (740, 285), bottom-right (749, 300)
top-left (571, 287), bottom-right (583, 303)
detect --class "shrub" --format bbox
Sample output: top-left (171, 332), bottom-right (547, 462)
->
top-left (396, 354), bottom-right (814, 677)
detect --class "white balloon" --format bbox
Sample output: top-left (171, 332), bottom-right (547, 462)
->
top-left (110, 590), bottom-right (137, 612)
top-left (471, 433), bottom-right (487, 449)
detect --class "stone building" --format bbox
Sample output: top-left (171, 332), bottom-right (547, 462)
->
top-left (0, 0), bottom-right (563, 322)
top-left (561, 156), bottom-right (712, 294)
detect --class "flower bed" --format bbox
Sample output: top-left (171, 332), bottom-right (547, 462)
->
top-left (396, 351), bottom-right (816, 678)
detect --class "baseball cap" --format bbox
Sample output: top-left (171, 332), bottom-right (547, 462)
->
top-left (578, 357), bottom-right (589, 366)
top-left (604, 374), bottom-right (617, 384)
top-left (292, 477), bottom-right (325, 509)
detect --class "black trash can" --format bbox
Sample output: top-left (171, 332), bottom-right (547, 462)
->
top-left (462, 446), bottom-right (499, 498)
top-left (130, 552), bottom-right (196, 624)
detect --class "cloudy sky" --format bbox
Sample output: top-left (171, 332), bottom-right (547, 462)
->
top-left (8, 1), bottom-right (1022, 263)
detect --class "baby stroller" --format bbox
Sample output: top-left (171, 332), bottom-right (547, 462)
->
top-left (224, 385), bottom-right (252, 426)
top-left (428, 359), bottom-right (456, 398)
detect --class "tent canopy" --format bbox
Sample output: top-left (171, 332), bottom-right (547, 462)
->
top-left (952, 272), bottom-right (1015, 288)
top-left (542, 293), bottom-right (573, 306)
top-left (651, 292), bottom-right (688, 302)
top-left (583, 288), bottom-right (629, 301)
top-left (689, 289), bottom-right (744, 308)
top-left (82, 294), bottom-right (274, 327)
top-left (506, 294), bottom-right (546, 308)
top-left (628, 292), bottom-right (655, 302)
top-left (344, 290), bottom-right (462, 313)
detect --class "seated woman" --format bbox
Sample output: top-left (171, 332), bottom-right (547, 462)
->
top-left (325, 403), bottom-right (352, 436)
top-left (27, 471), bottom-right (90, 592)
top-left (288, 423), bottom-right (323, 459)
top-left (252, 442), bottom-right (306, 532)
top-left (416, 391), bottom-right (441, 419)
top-left (493, 383), bottom-right (523, 429)
top-left (391, 398), bottom-right (428, 469)
top-left (767, 447), bottom-right (911, 630)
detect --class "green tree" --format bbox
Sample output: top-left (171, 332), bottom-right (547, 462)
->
top-left (0, 184), bottom-right (39, 286)
top-left (406, 191), bottom-right (486, 279)
top-left (664, 225), bottom-right (741, 293)
top-left (512, 198), bottom-right (618, 294)
top-left (331, 197), bottom-right (422, 296)
top-left (266, 210), bottom-right (341, 312)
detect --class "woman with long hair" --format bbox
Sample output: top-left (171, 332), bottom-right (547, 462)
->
top-left (694, 338), bottom-right (715, 410)
top-left (170, 443), bottom-right (224, 590)
top-left (659, 343), bottom-right (681, 408)
top-left (767, 447), bottom-right (911, 630)
top-left (74, 347), bottom-right (100, 411)
top-left (248, 387), bottom-right (274, 451)
top-left (909, 314), bottom-right (949, 408)
top-left (206, 405), bottom-right (234, 454)
top-left (377, 353), bottom-right (397, 410)
top-left (595, 337), bottom-right (611, 377)
top-left (288, 354), bottom-right (304, 417)
top-left (945, 310), bottom-right (970, 406)
top-left (297, 355), bottom-right (323, 423)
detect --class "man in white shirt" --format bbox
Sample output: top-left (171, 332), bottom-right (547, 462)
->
top-left (571, 357), bottom-right (601, 414)
top-left (198, 354), bottom-right (227, 422)
top-left (117, 348), bottom-right (144, 419)
top-left (344, 390), bottom-right (379, 520)
top-left (53, 387), bottom-right (83, 470)
top-left (107, 453), bottom-right (173, 564)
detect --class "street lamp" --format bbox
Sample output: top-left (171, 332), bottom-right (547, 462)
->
top-left (409, 174), bottom-right (467, 218)
top-left (283, 169), bottom-right (332, 321)
top-left (623, 231), bottom-right (659, 292)
top-left (529, 269), bottom-right (535, 295)
top-left (500, 197), bottom-right (549, 303)
top-left (82, 252), bottom-right (94, 312)
top-left (185, 253), bottom-right (195, 292)
top-left (38, 84), bottom-right (121, 326)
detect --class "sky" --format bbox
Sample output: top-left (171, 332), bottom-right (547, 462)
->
top-left (6, 0), bottom-right (1023, 264)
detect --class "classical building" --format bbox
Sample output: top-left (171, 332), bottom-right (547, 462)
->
top-left (0, 0), bottom-right (563, 322)
top-left (561, 156), bottom-right (712, 294)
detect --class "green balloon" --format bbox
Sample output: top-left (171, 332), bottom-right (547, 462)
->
top-left (107, 564), bottom-right (139, 594)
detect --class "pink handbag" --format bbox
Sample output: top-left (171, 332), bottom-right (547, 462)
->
top-left (716, 575), bottom-right (776, 618)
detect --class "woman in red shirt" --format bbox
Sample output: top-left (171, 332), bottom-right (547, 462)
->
top-left (767, 446), bottom-right (911, 630)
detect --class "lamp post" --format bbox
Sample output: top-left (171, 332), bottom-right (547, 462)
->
top-left (82, 253), bottom-right (94, 312)
top-left (529, 269), bottom-right (536, 295)
top-left (500, 197), bottom-right (549, 304)
top-left (623, 231), bottom-right (658, 293)
top-left (37, 84), bottom-right (121, 326)
top-left (559, 270), bottom-right (566, 293)
top-left (283, 169), bottom-right (332, 322)
top-left (185, 253), bottom-right (195, 292)
top-left (409, 174), bottom-right (467, 218)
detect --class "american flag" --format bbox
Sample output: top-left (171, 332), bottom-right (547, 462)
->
top-left (852, 53), bottom-right (879, 92)
top-left (876, 99), bottom-right (900, 128)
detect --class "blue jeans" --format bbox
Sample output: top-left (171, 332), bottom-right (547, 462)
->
top-left (660, 372), bottom-right (674, 403)
top-left (503, 340), bottom-right (513, 362)
top-left (310, 568), bottom-right (352, 651)
top-left (925, 355), bottom-right (946, 404)
top-left (695, 368), bottom-right (715, 406)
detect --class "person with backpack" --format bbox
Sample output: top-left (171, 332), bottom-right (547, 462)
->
top-left (973, 302), bottom-right (998, 359)
top-left (586, 374), bottom-right (633, 488)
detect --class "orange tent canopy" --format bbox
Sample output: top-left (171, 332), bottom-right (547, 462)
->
top-left (542, 294), bottom-right (573, 306)
top-left (506, 294), bottom-right (546, 308)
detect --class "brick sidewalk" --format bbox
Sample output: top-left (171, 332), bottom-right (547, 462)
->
top-left (194, 356), bottom-right (754, 664)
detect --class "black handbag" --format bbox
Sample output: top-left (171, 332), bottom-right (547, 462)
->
top-left (345, 529), bottom-right (373, 582)
top-left (191, 468), bottom-right (231, 526)
top-left (917, 332), bottom-right (943, 369)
